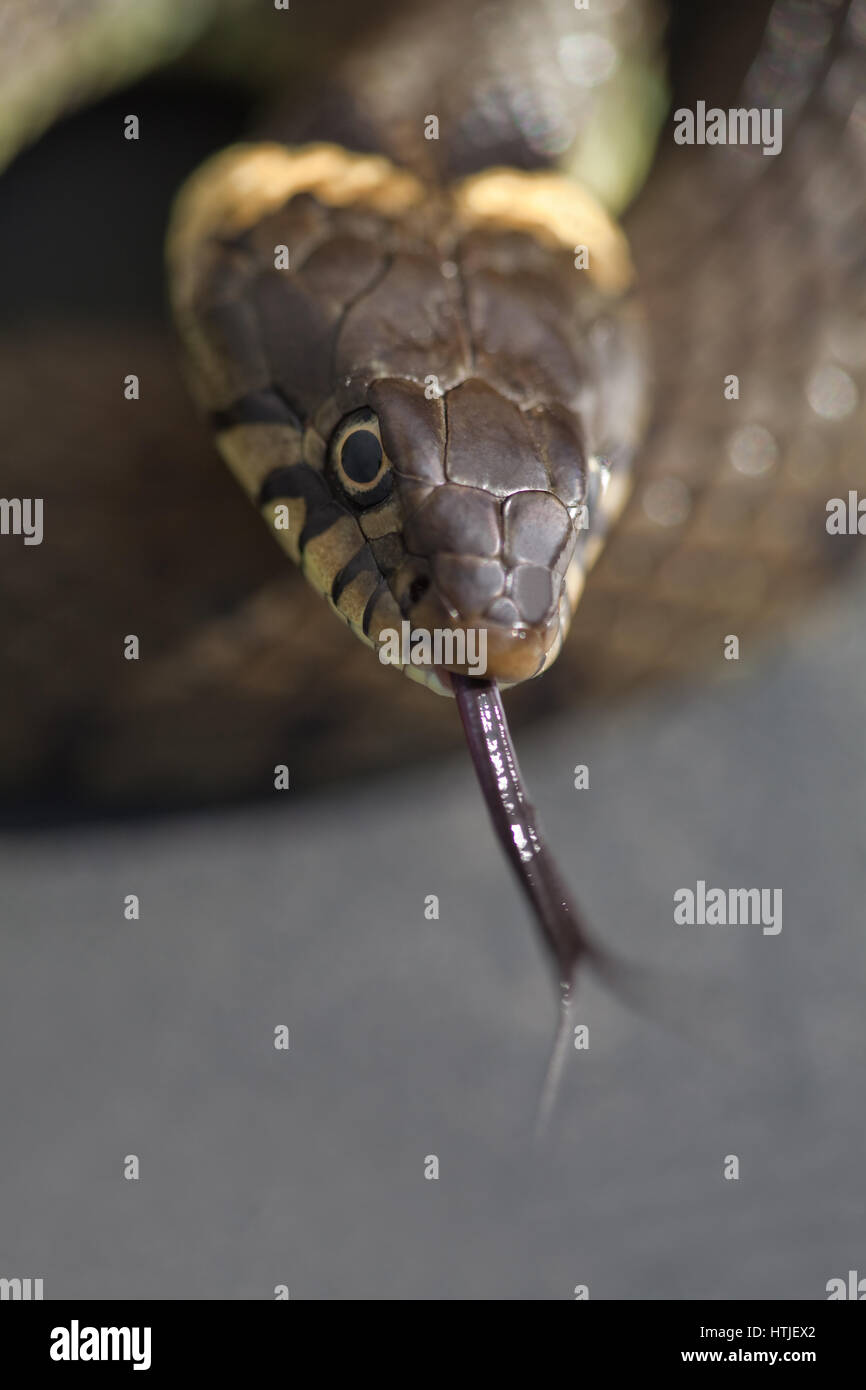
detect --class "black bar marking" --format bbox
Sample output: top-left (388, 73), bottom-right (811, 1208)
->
top-left (211, 386), bottom-right (304, 434)
top-left (258, 463), bottom-right (352, 553)
top-left (299, 502), bottom-right (351, 552)
top-left (331, 545), bottom-right (379, 605)
top-left (258, 464), bottom-right (323, 507)
top-left (362, 578), bottom-right (389, 638)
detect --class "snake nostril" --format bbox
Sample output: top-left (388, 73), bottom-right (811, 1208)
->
top-left (407, 574), bottom-right (430, 607)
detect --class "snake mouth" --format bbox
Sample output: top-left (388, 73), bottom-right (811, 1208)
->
top-left (394, 588), bottom-right (560, 685)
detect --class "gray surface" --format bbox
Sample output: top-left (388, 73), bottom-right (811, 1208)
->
top-left (2, 574), bottom-right (865, 1301)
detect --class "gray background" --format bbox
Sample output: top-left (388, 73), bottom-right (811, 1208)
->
top-left (1, 572), bottom-right (864, 1301)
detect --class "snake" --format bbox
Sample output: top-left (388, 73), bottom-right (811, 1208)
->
top-left (2, 0), bottom-right (865, 1077)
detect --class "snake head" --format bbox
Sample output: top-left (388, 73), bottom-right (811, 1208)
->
top-left (169, 144), bottom-right (648, 693)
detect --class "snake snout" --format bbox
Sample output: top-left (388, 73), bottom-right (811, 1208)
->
top-left (365, 377), bottom-right (591, 684)
top-left (388, 467), bottom-right (579, 682)
top-left (395, 549), bottom-right (568, 684)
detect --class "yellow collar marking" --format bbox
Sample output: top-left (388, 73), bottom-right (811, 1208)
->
top-left (453, 167), bottom-right (634, 295)
top-left (168, 142), bottom-right (427, 269)
top-left (170, 143), bottom-right (633, 298)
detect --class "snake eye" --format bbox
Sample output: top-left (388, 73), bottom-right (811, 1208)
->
top-left (331, 410), bottom-right (392, 507)
top-left (341, 428), bottom-right (382, 484)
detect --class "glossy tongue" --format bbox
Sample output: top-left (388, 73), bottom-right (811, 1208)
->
top-left (451, 675), bottom-right (730, 1133)
top-left (450, 674), bottom-right (613, 1131)
top-left (451, 675), bottom-right (600, 984)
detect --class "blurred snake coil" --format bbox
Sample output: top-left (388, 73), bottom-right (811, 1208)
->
top-left (1, 0), bottom-right (864, 817)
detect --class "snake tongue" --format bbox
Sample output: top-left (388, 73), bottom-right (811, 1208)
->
top-left (451, 673), bottom-right (612, 1131)
top-left (450, 674), bottom-right (599, 992)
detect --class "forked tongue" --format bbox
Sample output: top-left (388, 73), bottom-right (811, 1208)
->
top-left (451, 675), bottom-right (636, 1137)
top-left (451, 674), bottom-right (748, 1136)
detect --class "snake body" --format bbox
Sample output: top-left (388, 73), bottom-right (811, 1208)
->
top-left (1, 0), bottom-right (864, 810)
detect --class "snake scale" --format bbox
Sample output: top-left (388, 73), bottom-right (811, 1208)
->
top-left (1, 0), bottom-right (864, 821)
